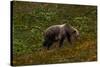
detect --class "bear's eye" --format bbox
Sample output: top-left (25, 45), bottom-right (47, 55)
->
top-left (72, 31), bottom-right (76, 33)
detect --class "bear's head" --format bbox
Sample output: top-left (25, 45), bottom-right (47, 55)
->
top-left (64, 23), bottom-right (80, 41)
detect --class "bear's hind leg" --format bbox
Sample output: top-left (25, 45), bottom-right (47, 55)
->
top-left (43, 39), bottom-right (53, 50)
top-left (43, 40), bottom-right (48, 48)
top-left (47, 40), bottom-right (53, 50)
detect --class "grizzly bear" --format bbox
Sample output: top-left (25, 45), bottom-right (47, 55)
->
top-left (43, 24), bottom-right (79, 50)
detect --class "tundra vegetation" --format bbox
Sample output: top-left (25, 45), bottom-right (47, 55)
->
top-left (12, 1), bottom-right (97, 66)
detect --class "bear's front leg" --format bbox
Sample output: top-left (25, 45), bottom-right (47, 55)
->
top-left (59, 37), bottom-right (65, 48)
top-left (67, 35), bottom-right (72, 45)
